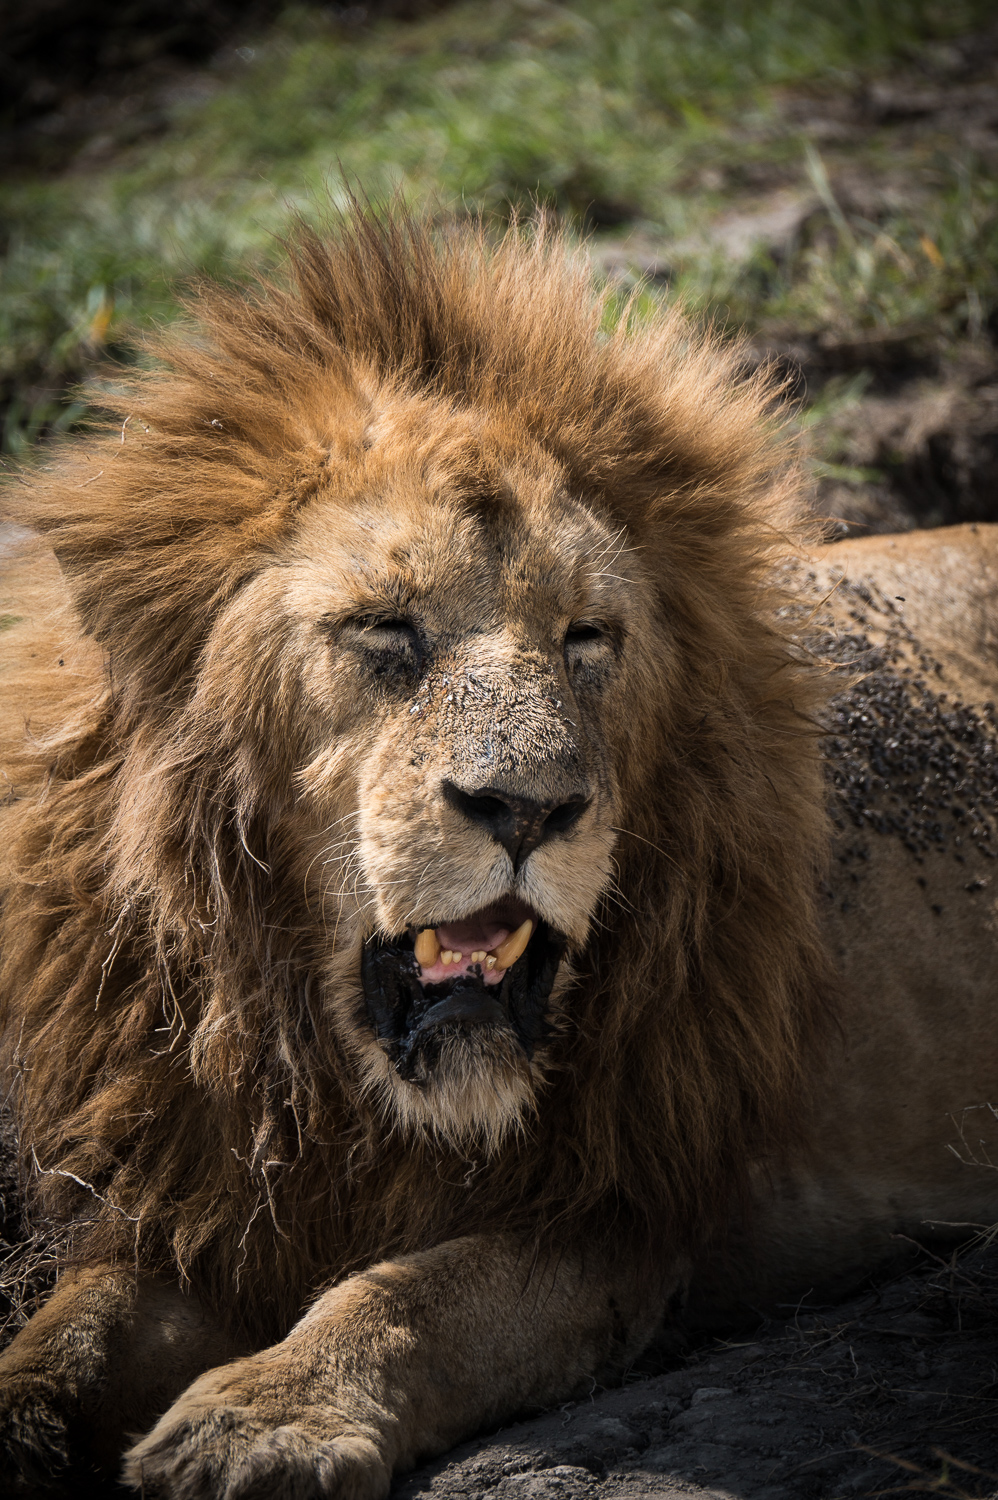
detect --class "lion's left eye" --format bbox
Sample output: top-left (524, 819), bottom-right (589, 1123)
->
top-left (564, 620), bottom-right (616, 675)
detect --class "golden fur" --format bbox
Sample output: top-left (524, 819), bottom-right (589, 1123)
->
top-left (0, 208), bottom-right (837, 1488)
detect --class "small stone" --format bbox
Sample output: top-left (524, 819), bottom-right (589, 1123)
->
top-left (583, 1416), bottom-right (634, 1444)
top-left (690, 1386), bottom-right (735, 1405)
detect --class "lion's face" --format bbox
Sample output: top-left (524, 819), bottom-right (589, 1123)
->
top-left (198, 402), bottom-right (664, 1146)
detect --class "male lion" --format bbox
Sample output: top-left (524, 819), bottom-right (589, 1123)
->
top-left (0, 210), bottom-right (996, 1498)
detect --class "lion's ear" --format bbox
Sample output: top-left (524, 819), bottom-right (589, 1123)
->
top-left (30, 373), bottom-right (394, 664)
top-left (8, 443), bottom-right (288, 700)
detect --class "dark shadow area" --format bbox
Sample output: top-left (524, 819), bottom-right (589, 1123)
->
top-left (4, 1140), bottom-right (997, 1500)
top-left (0, 0), bottom-right (456, 172)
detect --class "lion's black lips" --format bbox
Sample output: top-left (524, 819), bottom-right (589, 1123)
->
top-left (361, 920), bottom-right (565, 1080)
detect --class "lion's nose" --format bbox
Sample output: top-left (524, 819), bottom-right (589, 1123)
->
top-left (441, 780), bottom-right (591, 870)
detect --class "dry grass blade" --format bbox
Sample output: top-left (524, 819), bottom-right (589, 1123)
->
top-left (864, 1445), bottom-right (998, 1498)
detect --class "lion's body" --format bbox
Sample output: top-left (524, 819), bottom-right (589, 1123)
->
top-left (0, 213), bottom-right (996, 1497)
top-left (696, 525), bottom-right (998, 1314)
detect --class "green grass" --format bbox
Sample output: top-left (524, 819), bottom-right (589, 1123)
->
top-left (670, 151), bottom-right (998, 342)
top-left (1, 0), bottom-right (995, 451)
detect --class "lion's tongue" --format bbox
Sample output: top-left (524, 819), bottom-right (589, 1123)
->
top-left (436, 916), bottom-right (511, 954)
top-left (418, 918), bottom-right (512, 987)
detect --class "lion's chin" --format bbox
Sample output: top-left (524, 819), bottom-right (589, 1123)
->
top-left (371, 1023), bottom-right (541, 1154)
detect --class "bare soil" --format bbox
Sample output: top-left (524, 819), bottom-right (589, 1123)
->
top-left (592, 27), bottom-right (998, 541)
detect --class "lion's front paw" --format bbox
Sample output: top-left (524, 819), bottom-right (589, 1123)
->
top-left (123, 1378), bottom-right (391, 1500)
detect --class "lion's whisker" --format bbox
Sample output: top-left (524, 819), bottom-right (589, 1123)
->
top-left (608, 825), bottom-right (688, 875)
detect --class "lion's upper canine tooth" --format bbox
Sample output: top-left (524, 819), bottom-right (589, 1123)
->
top-left (491, 919), bottom-right (533, 970)
top-left (415, 928), bottom-right (441, 967)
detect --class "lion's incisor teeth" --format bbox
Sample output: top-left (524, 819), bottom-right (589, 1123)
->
top-left (471, 950), bottom-right (486, 963)
top-left (485, 955), bottom-right (497, 970)
top-left (491, 919), bottom-right (533, 970)
top-left (415, 929), bottom-right (441, 967)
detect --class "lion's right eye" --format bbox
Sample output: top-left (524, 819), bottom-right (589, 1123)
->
top-left (359, 617), bottom-right (417, 644)
top-left (340, 616), bottom-right (423, 678)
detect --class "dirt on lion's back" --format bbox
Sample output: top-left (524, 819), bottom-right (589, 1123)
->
top-left (785, 522), bottom-right (998, 871)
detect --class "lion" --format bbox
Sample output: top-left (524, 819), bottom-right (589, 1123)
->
top-left (0, 207), bottom-right (996, 1499)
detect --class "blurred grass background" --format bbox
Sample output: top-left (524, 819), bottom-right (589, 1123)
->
top-left (2, 0), bottom-right (997, 529)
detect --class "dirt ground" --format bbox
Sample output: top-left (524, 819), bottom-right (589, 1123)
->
top-left (591, 26), bottom-right (998, 542)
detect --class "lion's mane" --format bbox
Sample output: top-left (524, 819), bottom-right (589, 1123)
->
top-left (0, 209), bottom-right (831, 1340)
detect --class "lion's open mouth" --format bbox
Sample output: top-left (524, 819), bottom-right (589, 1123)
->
top-left (361, 900), bottom-right (565, 1080)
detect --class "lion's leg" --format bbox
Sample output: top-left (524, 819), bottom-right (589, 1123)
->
top-left (0, 1264), bottom-right (241, 1492)
top-left (125, 1233), bottom-right (678, 1500)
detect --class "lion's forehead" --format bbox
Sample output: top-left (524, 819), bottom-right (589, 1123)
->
top-left (286, 458), bottom-right (633, 631)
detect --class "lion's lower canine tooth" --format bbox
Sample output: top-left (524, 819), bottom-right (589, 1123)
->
top-left (415, 929), bottom-right (441, 967)
top-left (492, 919), bottom-right (533, 970)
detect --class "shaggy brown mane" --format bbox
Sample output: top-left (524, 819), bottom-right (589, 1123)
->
top-left (0, 207), bottom-right (832, 1342)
